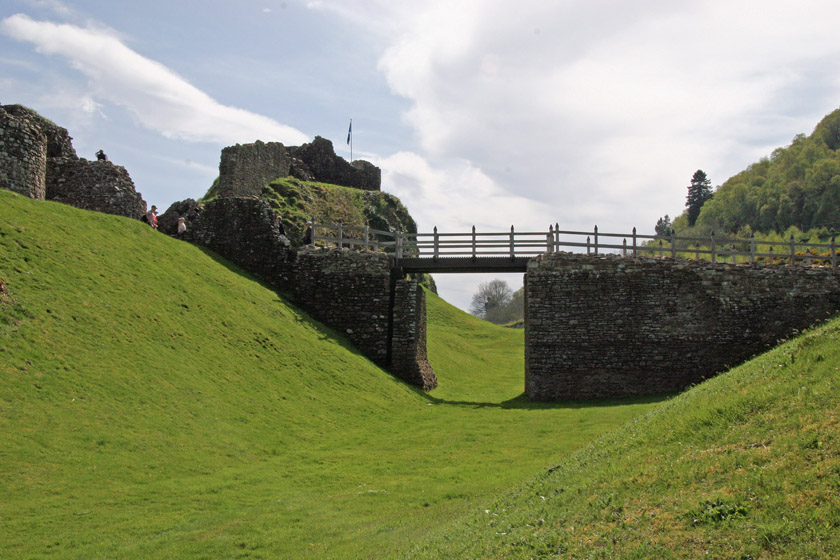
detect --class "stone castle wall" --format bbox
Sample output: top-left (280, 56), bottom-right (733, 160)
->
top-left (0, 106), bottom-right (48, 199)
top-left (0, 104), bottom-right (146, 218)
top-left (289, 137), bottom-right (381, 191)
top-left (525, 252), bottom-right (840, 400)
top-left (217, 141), bottom-right (290, 198)
top-left (2, 104), bottom-right (77, 159)
top-left (293, 248), bottom-right (393, 368)
top-left (216, 136), bottom-right (380, 198)
top-left (390, 277), bottom-right (437, 390)
top-left (47, 158), bottom-right (145, 218)
top-left (178, 196), bottom-right (435, 389)
top-left (179, 197), bottom-right (295, 289)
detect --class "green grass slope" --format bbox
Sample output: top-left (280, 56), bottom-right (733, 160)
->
top-left (408, 320), bottom-right (840, 558)
top-left (0, 190), bottom-right (659, 559)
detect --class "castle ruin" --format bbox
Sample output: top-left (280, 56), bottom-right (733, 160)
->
top-left (0, 104), bottom-right (146, 218)
top-left (216, 136), bottom-right (380, 198)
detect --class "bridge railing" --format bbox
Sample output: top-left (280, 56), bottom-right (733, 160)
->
top-left (313, 221), bottom-right (840, 267)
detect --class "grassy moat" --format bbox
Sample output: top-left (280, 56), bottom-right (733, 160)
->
top-left (2, 188), bottom-right (838, 559)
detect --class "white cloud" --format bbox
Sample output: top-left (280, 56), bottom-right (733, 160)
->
top-left (0, 13), bottom-right (309, 146)
top-left (355, 0), bottom-right (840, 232)
top-left (378, 151), bottom-right (553, 232)
top-left (26, 0), bottom-right (72, 17)
top-left (309, 0), bottom-right (840, 309)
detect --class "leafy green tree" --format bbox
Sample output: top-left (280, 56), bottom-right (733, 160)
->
top-left (685, 170), bottom-right (713, 226)
top-left (470, 279), bottom-right (513, 323)
top-left (654, 215), bottom-right (671, 236)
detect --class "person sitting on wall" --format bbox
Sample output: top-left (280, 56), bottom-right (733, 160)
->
top-left (96, 149), bottom-right (108, 161)
top-left (177, 217), bottom-right (187, 234)
top-left (187, 207), bottom-right (201, 221)
top-left (303, 221), bottom-right (313, 245)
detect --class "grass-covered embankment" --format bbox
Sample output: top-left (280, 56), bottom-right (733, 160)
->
top-left (0, 189), bottom-right (658, 559)
top-left (408, 316), bottom-right (840, 558)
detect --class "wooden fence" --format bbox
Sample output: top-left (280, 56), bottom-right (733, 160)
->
top-left (312, 222), bottom-right (840, 268)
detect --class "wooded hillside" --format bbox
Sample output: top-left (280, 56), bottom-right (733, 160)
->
top-left (674, 108), bottom-right (840, 237)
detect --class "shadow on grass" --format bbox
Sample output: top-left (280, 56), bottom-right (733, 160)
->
top-left (418, 390), bottom-right (674, 410)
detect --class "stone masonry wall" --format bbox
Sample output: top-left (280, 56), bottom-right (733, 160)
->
top-left (217, 140), bottom-right (290, 198)
top-left (293, 248), bottom-right (393, 367)
top-left (0, 106), bottom-right (47, 199)
top-left (525, 252), bottom-right (840, 400)
top-left (216, 136), bottom-right (380, 199)
top-left (179, 197), bottom-right (294, 289)
top-left (390, 277), bottom-right (437, 390)
top-left (47, 158), bottom-right (145, 219)
top-left (2, 104), bottom-right (76, 159)
top-left (0, 104), bottom-right (146, 216)
top-left (289, 136), bottom-right (380, 191)
top-left (176, 196), bottom-right (436, 390)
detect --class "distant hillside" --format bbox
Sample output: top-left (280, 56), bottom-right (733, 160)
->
top-left (0, 190), bottom-right (655, 559)
top-left (673, 108), bottom-right (840, 237)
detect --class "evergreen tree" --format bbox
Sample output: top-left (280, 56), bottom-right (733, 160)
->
top-left (686, 170), bottom-right (713, 226)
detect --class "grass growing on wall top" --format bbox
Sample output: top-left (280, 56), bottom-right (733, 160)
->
top-left (0, 189), bottom-right (659, 559)
top-left (261, 177), bottom-right (417, 242)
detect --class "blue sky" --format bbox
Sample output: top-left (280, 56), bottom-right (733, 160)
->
top-left (3, 0), bottom-right (840, 310)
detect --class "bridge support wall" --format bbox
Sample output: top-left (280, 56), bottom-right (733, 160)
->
top-left (525, 252), bottom-right (840, 400)
top-left (390, 276), bottom-right (437, 391)
top-left (181, 198), bottom-right (436, 390)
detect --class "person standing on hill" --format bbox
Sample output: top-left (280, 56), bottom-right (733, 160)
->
top-left (303, 221), bottom-right (313, 245)
top-left (145, 205), bottom-right (158, 230)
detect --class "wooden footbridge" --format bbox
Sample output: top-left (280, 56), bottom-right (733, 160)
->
top-left (312, 222), bottom-right (840, 273)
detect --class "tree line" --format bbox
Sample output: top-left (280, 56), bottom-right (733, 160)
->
top-left (660, 108), bottom-right (840, 241)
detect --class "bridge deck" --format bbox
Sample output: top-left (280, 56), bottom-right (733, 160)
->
top-left (395, 256), bottom-right (530, 273)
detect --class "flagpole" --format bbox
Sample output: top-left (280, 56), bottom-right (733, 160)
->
top-left (346, 118), bottom-right (353, 162)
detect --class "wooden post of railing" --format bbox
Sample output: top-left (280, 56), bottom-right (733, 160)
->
top-left (587, 236), bottom-right (591, 255)
top-left (695, 242), bottom-right (700, 260)
top-left (336, 221), bottom-right (343, 249)
top-left (311, 217), bottom-right (317, 246)
top-left (555, 222), bottom-right (559, 253)
top-left (789, 234), bottom-right (796, 266)
top-left (832, 231), bottom-right (837, 268)
top-left (632, 227), bottom-right (637, 258)
top-left (731, 245), bottom-right (737, 264)
top-left (396, 231), bottom-right (403, 259)
top-left (750, 233), bottom-right (755, 265)
top-left (547, 225), bottom-right (554, 253)
top-left (594, 225), bottom-right (599, 255)
top-left (471, 225), bottom-right (476, 259)
top-left (364, 224), bottom-right (370, 251)
top-left (434, 227), bottom-right (439, 261)
top-left (710, 231), bottom-right (716, 262)
top-left (658, 239), bottom-right (663, 258)
top-left (670, 229), bottom-right (676, 259)
top-left (509, 225), bottom-right (515, 260)
top-left (769, 246), bottom-right (775, 264)
top-left (622, 238), bottom-right (627, 257)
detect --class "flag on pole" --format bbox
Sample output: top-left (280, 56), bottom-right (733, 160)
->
top-left (346, 120), bottom-right (352, 144)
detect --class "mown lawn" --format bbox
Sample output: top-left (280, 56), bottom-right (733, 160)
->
top-left (408, 314), bottom-right (840, 559)
top-left (0, 189), bottom-right (660, 559)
